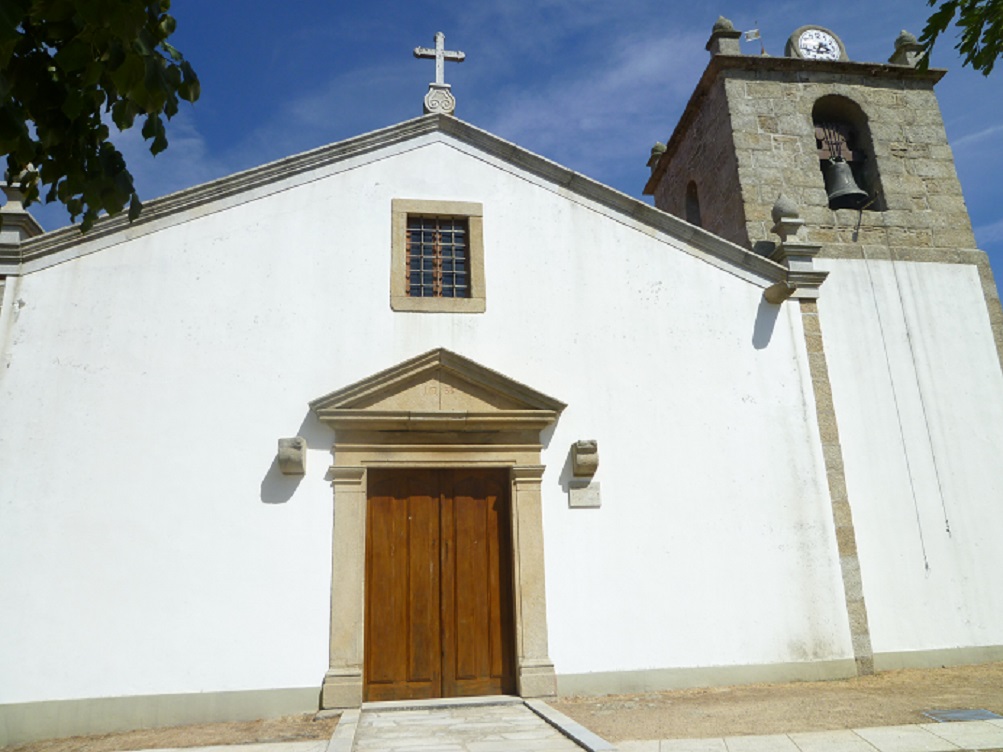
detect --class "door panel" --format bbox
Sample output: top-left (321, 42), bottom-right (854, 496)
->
top-left (364, 470), bottom-right (442, 701)
top-left (364, 468), bottom-right (515, 701)
top-left (442, 469), bottom-right (515, 696)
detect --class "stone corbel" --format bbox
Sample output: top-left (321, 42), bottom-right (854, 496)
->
top-left (764, 281), bottom-right (797, 304)
top-left (571, 440), bottom-right (599, 477)
top-left (276, 437), bottom-right (306, 475)
top-left (569, 441), bottom-right (601, 508)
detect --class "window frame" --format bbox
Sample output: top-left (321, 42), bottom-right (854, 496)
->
top-left (391, 199), bottom-right (485, 313)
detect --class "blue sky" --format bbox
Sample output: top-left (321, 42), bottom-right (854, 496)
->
top-left (25, 1), bottom-right (1003, 279)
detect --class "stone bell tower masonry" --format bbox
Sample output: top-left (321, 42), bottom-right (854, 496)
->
top-left (644, 17), bottom-right (1002, 360)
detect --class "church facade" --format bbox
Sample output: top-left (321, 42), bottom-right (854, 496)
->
top-left (2, 21), bottom-right (1002, 744)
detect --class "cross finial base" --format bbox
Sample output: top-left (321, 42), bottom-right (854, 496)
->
top-left (424, 83), bottom-right (456, 115)
top-left (414, 32), bottom-right (464, 115)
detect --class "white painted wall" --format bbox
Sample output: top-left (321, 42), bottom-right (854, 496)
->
top-left (818, 258), bottom-right (1003, 655)
top-left (0, 136), bottom-right (852, 704)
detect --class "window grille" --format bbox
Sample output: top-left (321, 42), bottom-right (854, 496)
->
top-left (406, 216), bottom-right (470, 298)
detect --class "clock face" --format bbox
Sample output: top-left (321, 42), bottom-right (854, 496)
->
top-left (798, 28), bottom-right (842, 60)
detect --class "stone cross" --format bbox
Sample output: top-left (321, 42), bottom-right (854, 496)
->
top-left (414, 32), bottom-right (465, 85)
top-left (413, 32), bottom-right (465, 115)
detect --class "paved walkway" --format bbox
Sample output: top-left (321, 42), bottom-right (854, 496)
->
top-left (328, 695), bottom-right (612, 751)
top-left (112, 703), bottom-right (1003, 752)
top-left (326, 698), bottom-right (1003, 752)
top-left (617, 719), bottom-right (1003, 752)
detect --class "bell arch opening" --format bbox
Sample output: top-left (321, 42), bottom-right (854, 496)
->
top-left (812, 95), bottom-right (885, 211)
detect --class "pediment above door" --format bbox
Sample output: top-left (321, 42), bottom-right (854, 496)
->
top-left (309, 348), bottom-right (565, 433)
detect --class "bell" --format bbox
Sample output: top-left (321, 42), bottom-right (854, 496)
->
top-left (822, 157), bottom-right (869, 210)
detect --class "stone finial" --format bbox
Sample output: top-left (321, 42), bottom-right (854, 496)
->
top-left (888, 29), bottom-right (925, 67)
top-left (770, 194), bottom-right (803, 241)
top-left (1, 168), bottom-right (44, 245)
top-left (706, 16), bottom-right (743, 56)
top-left (896, 29), bottom-right (919, 47)
top-left (647, 142), bottom-right (667, 172)
top-left (713, 16), bottom-right (736, 33)
top-left (2, 171), bottom-right (29, 211)
top-left (414, 32), bottom-right (465, 115)
top-left (764, 194), bottom-right (827, 303)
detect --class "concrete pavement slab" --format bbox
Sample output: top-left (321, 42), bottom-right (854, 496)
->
top-left (853, 725), bottom-right (961, 752)
top-left (920, 721), bottom-right (1003, 749)
top-left (657, 737), bottom-right (728, 752)
top-left (119, 744), bottom-right (327, 752)
top-left (351, 700), bottom-right (588, 751)
top-left (724, 733), bottom-right (801, 752)
top-left (788, 729), bottom-right (878, 752)
top-left (614, 741), bottom-right (660, 752)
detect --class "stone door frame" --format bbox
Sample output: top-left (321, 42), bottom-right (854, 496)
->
top-left (309, 349), bottom-right (564, 709)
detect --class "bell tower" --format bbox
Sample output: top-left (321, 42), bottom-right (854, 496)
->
top-left (644, 19), bottom-right (981, 266)
top-left (644, 19), bottom-right (1003, 680)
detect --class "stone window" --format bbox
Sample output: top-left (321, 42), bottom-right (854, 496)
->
top-left (391, 199), bottom-right (485, 313)
top-left (812, 96), bottom-right (885, 211)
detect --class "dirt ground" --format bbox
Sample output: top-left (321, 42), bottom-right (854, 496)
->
top-left (5, 714), bottom-right (340, 752)
top-left (7, 663), bottom-right (1003, 751)
top-left (552, 662), bottom-right (1003, 742)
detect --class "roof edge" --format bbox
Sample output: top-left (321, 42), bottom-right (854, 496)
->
top-left (432, 116), bottom-right (786, 286)
top-left (15, 112), bottom-right (788, 287)
top-left (17, 115), bottom-right (447, 265)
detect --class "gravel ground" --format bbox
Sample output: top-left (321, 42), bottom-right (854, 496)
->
top-left (7, 663), bottom-right (1003, 751)
top-left (552, 662), bottom-right (1003, 742)
top-left (4, 714), bottom-right (339, 752)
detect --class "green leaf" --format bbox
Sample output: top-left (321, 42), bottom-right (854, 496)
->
top-left (159, 14), bottom-right (176, 37)
top-left (60, 90), bottom-right (85, 120)
top-left (920, 0), bottom-right (1003, 74)
top-left (162, 39), bottom-right (182, 62)
top-left (0, 0), bottom-right (30, 51)
top-left (1, 0), bottom-right (199, 229)
top-left (141, 113), bottom-right (167, 154)
top-left (53, 38), bottom-right (94, 73)
top-left (110, 98), bottom-right (137, 129)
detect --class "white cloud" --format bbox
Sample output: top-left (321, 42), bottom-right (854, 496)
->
top-left (952, 124), bottom-right (1003, 150)
top-left (476, 27), bottom-right (705, 191)
top-left (110, 109), bottom-right (229, 203)
top-left (975, 217), bottom-right (1003, 245)
top-left (22, 109), bottom-right (224, 232)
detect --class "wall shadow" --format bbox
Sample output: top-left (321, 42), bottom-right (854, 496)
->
top-left (539, 421), bottom-right (558, 450)
top-left (753, 296), bottom-right (781, 350)
top-left (260, 457), bottom-right (300, 505)
top-left (259, 410), bottom-right (335, 505)
top-left (557, 442), bottom-right (577, 494)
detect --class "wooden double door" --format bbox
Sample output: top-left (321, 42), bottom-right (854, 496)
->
top-left (364, 468), bottom-right (516, 701)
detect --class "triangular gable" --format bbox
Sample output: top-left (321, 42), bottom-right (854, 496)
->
top-left (310, 348), bottom-right (565, 433)
top-left (12, 114), bottom-right (788, 289)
